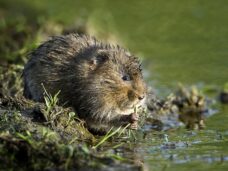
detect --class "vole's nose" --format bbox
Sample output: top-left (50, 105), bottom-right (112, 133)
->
top-left (138, 95), bottom-right (145, 100)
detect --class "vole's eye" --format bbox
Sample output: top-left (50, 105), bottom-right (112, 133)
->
top-left (122, 75), bottom-right (131, 81)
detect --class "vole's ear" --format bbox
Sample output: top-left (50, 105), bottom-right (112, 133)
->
top-left (96, 50), bottom-right (109, 64)
top-left (89, 50), bottom-right (109, 70)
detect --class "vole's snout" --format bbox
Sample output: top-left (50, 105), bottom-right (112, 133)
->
top-left (128, 90), bottom-right (145, 102)
top-left (138, 95), bottom-right (145, 100)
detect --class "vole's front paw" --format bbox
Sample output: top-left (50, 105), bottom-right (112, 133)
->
top-left (130, 113), bottom-right (139, 123)
top-left (130, 121), bottom-right (138, 130)
top-left (129, 113), bottom-right (139, 130)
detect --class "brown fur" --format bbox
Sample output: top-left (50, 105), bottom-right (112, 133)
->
top-left (23, 34), bottom-right (146, 134)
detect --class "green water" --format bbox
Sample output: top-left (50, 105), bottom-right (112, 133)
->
top-left (2, 0), bottom-right (228, 170)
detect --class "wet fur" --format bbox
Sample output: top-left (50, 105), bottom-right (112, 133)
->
top-left (23, 34), bottom-right (146, 133)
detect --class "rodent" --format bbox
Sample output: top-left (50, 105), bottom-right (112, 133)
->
top-left (23, 34), bottom-right (146, 134)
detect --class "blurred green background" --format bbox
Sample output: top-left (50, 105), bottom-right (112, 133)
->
top-left (1, 0), bottom-right (228, 170)
top-left (1, 0), bottom-right (227, 90)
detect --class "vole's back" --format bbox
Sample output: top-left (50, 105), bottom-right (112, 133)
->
top-left (24, 34), bottom-right (100, 102)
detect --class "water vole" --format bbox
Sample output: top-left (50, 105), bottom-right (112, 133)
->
top-left (23, 34), bottom-right (146, 134)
